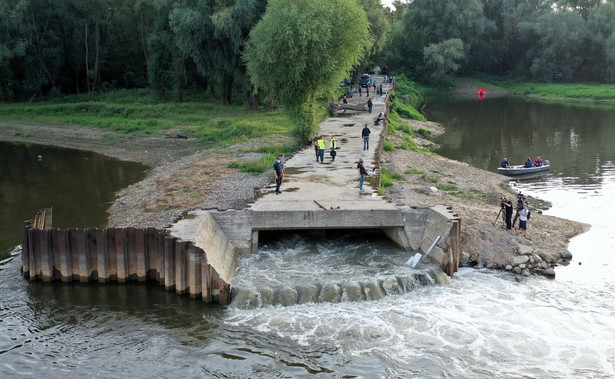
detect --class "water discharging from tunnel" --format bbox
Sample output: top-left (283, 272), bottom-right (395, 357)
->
top-left (230, 232), bottom-right (448, 309)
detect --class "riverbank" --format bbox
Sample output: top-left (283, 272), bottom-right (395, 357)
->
top-left (382, 119), bottom-right (589, 272)
top-left (1, 74), bottom-right (592, 275)
top-left (0, 112), bottom-right (588, 275)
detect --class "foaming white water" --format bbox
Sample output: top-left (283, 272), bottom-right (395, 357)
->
top-left (227, 170), bottom-right (615, 377)
top-left (231, 233), bottom-right (444, 308)
top-left (226, 268), bottom-right (615, 377)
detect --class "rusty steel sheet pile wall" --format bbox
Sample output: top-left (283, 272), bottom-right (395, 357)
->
top-left (21, 209), bottom-right (231, 304)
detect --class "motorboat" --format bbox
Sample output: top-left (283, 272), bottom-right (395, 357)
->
top-left (498, 161), bottom-right (550, 176)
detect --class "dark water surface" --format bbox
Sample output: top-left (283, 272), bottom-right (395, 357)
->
top-left (0, 141), bottom-right (147, 257)
top-left (426, 96), bottom-right (615, 183)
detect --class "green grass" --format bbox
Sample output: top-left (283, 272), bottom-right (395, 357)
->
top-left (417, 128), bottom-right (431, 136)
top-left (380, 169), bottom-right (395, 187)
top-left (233, 153), bottom-right (278, 175)
top-left (449, 188), bottom-right (488, 201)
top-left (436, 183), bottom-right (458, 191)
top-left (390, 172), bottom-right (404, 181)
top-left (0, 89), bottom-right (293, 145)
top-left (380, 168), bottom-right (404, 187)
top-left (422, 174), bottom-right (438, 184)
top-left (405, 167), bottom-right (423, 175)
top-left (474, 78), bottom-right (615, 101)
top-left (383, 139), bottom-right (395, 152)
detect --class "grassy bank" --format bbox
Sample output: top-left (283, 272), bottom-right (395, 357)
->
top-left (0, 89), bottom-right (295, 147)
top-left (478, 77), bottom-right (615, 101)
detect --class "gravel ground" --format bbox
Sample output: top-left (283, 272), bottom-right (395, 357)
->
top-left (383, 119), bottom-right (589, 268)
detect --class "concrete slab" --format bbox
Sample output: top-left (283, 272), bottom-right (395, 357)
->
top-left (252, 75), bottom-right (393, 213)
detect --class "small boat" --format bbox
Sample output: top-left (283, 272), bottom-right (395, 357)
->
top-left (498, 161), bottom-right (550, 176)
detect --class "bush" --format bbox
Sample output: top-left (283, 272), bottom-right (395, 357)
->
top-left (384, 139), bottom-right (395, 152)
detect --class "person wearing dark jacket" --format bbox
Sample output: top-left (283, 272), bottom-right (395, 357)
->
top-left (502, 196), bottom-right (513, 229)
top-left (362, 124), bottom-right (371, 150)
top-left (357, 158), bottom-right (368, 192)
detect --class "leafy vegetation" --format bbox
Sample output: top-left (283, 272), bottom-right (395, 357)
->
top-left (244, 0), bottom-right (371, 144)
top-left (497, 82), bottom-right (615, 101)
top-left (383, 139), bottom-right (395, 152)
top-left (380, 169), bottom-right (394, 187)
top-left (405, 167), bottom-right (423, 175)
top-left (0, 91), bottom-right (292, 144)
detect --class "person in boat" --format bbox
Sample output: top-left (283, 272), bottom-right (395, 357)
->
top-left (523, 157), bottom-right (533, 168)
top-left (501, 158), bottom-right (509, 168)
top-left (534, 156), bottom-right (543, 167)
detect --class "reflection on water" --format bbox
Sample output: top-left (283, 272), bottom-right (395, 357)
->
top-left (426, 96), bottom-right (615, 184)
top-left (512, 161), bottom-right (615, 286)
top-left (0, 141), bottom-right (146, 258)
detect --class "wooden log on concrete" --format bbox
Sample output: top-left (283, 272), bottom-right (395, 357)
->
top-left (70, 229), bottom-right (90, 282)
top-left (86, 228), bottom-right (99, 281)
top-left (125, 227), bottom-right (137, 281)
top-left (26, 228), bottom-right (37, 280)
top-left (34, 229), bottom-right (52, 281)
top-left (155, 231), bottom-right (166, 283)
top-left (68, 229), bottom-right (79, 280)
top-left (201, 261), bottom-right (212, 303)
top-left (22, 221), bottom-right (31, 278)
top-left (50, 229), bottom-right (60, 280)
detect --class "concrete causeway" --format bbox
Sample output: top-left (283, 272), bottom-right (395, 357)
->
top-left (250, 75), bottom-right (393, 213)
top-left (167, 75), bottom-right (462, 295)
top-left (21, 75), bottom-right (462, 304)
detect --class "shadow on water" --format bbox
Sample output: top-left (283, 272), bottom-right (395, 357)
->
top-left (230, 230), bottom-right (444, 309)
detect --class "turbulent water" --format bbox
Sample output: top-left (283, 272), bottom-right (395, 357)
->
top-left (230, 232), bottom-right (449, 309)
top-left (2, 227), bottom-right (615, 377)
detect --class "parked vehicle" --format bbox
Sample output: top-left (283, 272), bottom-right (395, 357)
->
top-left (359, 74), bottom-right (372, 88)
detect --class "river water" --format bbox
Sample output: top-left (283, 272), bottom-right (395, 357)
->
top-left (2, 96), bottom-right (615, 378)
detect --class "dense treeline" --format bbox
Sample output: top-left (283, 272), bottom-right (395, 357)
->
top-left (386, 0), bottom-right (615, 83)
top-left (2, 0), bottom-right (615, 103)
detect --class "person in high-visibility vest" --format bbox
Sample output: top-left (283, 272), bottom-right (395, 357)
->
top-left (317, 137), bottom-right (325, 163)
top-left (329, 135), bottom-right (338, 162)
top-left (329, 135), bottom-right (337, 150)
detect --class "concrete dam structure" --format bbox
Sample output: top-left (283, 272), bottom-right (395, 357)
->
top-left (20, 75), bottom-right (462, 305)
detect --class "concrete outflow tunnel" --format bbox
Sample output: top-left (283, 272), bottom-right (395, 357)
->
top-left (167, 204), bottom-right (462, 292)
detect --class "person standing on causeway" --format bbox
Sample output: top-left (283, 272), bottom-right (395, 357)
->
top-left (273, 157), bottom-right (283, 194)
top-left (362, 124), bottom-right (371, 150)
top-left (357, 158), bottom-right (367, 192)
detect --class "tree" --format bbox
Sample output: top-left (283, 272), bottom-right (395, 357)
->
top-left (0, 0), bottom-right (27, 101)
top-left (244, 0), bottom-right (371, 143)
top-left (526, 10), bottom-right (586, 81)
top-left (171, 0), bottom-right (266, 105)
top-left (395, 0), bottom-right (489, 78)
top-left (423, 38), bottom-right (465, 79)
